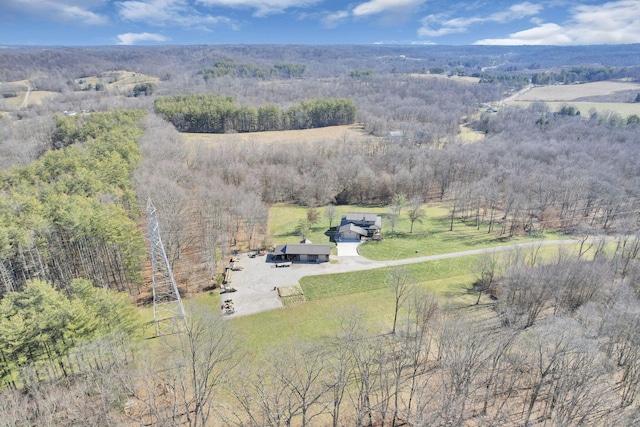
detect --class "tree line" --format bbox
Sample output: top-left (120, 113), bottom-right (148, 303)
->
top-left (531, 65), bottom-right (631, 85)
top-left (0, 110), bottom-right (146, 296)
top-left (0, 279), bottom-right (139, 389)
top-left (198, 59), bottom-right (306, 80)
top-left (154, 94), bottom-right (357, 133)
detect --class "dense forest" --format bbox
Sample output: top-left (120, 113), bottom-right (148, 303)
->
top-left (1, 44), bottom-right (640, 425)
top-left (154, 94), bottom-right (357, 133)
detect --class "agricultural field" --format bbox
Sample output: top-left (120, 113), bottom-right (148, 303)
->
top-left (408, 73), bottom-right (481, 84)
top-left (183, 123), bottom-right (376, 146)
top-left (74, 70), bottom-right (158, 92)
top-left (507, 79), bottom-right (640, 117)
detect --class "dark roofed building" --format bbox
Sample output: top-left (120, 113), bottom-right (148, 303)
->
top-left (345, 212), bottom-right (379, 225)
top-left (272, 243), bottom-right (331, 263)
top-left (336, 212), bottom-right (382, 241)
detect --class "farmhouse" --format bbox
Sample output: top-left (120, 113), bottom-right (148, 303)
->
top-left (272, 243), bottom-right (331, 263)
top-left (336, 212), bottom-right (382, 241)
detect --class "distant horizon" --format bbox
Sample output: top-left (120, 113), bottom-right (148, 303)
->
top-left (1, 1), bottom-right (639, 47)
top-left (1, 42), bottom-right (639, 49)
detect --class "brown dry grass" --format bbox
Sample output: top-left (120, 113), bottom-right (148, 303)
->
top-left (515, 80), bottom-right (640, 102)
top-left (182, 124), bottom-right (377, 146)
top-left (510, 100), bottom-right (640, 117)
top-left (26, 91), bottom-right (60, 106)
top-left (408, 73), bottom-right (481, 84)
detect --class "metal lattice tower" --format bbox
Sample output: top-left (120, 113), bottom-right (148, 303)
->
top-left (0, 261), bottom-right (15, 294)
top-left (147, 198), bottom-right (187, 337)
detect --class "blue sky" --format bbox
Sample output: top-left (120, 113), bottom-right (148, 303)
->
top-left (0, 0), bottom-right (639, 46)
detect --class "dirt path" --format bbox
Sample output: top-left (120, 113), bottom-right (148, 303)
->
top-left (223, 238), bottom-right (596, 318)
top-left (19, 82), bottom-right (31, 109)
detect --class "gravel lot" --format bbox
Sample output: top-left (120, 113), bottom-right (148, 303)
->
top-left (220, 251), bottom-right (374, 318)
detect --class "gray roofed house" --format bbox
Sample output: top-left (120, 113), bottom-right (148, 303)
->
top-left (272, 243), bottom-right (331, 263)
top-left (338, 223), bottom-right (368, 240)
top-left (345, 212), bottom-right (379, 224)
top-left (336, 212), bottom-right (382, 241)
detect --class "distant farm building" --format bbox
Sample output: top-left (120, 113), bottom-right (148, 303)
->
top-left (336, 212), bottom-right (382, 241)
top-left (272, 244), bottom-right (331, 263)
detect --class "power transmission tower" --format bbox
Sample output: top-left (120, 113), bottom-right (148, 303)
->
top-left (147, 198), bottom-right (187, 337)
top-left (0, 261), bottom-right (15, 294)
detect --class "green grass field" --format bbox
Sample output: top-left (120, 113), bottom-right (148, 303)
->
top-left (269, 204), bottom-right (390, 252)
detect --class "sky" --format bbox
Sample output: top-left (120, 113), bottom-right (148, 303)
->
top-left (0, 0), bottom-right (639, 46)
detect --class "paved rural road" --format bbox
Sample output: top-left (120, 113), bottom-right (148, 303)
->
top-left (222, 238), bottom-right (596, 318)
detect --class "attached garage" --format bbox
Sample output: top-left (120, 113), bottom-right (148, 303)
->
top-left (337, 223), bottom-right (368, 241)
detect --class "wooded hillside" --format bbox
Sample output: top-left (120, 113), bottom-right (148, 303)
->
top-left (0, 110), bottom-right (145, 296)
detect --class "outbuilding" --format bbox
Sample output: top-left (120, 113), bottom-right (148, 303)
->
top-left (272, 244), bottom-right (331, 263)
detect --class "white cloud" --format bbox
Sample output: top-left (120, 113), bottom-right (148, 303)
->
top-left (474, 23), bottom-right (572, 45)
top-left (418, 2), bottom-right (542, 39)
top-left (117, 0), bottom-right (179, 21)
top-left (569, 0), bottom-right (640, 44)
top-left (373, 39), bottom-right (436, 45)
top-left (3, 0), bottom-right (108, 25)
top-left (117, 0), bottom-right (238, 29)
top-left (322, 10), bottom-right (349, 28)
top-left (418, 14), bottom-right (468, 37)
top-left (352, 0), bottom-right (425, 17)
top-left (116, 32), bottom-right (168, 45)
top-left (195, 0), bottom-right (321, 17)
top-left (475, 0), bottom-right (640, 45)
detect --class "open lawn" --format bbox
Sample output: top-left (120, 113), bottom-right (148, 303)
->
top-left (229, 273), bottom-right (474, 354)
top-left (269, 204), bottom-right (388, 250)
top-left (357, 204), bottom-right (557, 260)
top-left (301, 256), bottom-right (476, 300)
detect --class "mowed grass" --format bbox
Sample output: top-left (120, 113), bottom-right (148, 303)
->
top-left (301, 256), bottom-right (476, 300)
top-left (230, 273), bottom-right (474, 354)
top-left (357, 204), bottom-right (555, 261)
top-left (269, 204), bottom-right (388, 250)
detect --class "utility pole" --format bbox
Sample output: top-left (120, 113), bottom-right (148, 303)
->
top-left (147, 198), bottom-right (187, 336)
